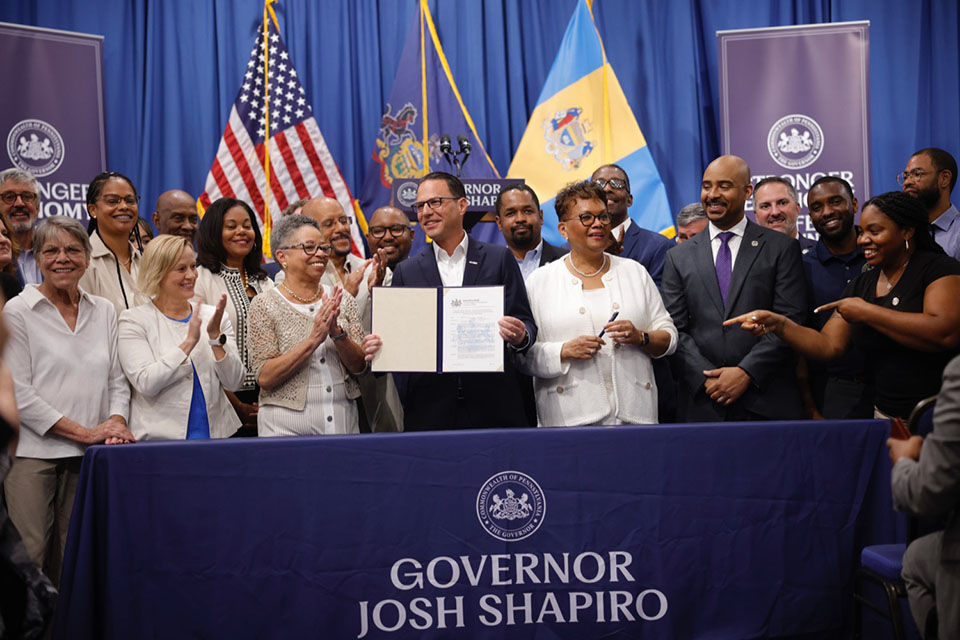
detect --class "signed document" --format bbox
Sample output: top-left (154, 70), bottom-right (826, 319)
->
top-left (371, 287), bottom-right (437, 372)
top-left (441, 286), bottom-right (504, 373)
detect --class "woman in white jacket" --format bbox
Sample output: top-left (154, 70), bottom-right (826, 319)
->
top-left (520, 181), bottom-right (677, 426)
top-left (118, 235), bottom-right (245, 440)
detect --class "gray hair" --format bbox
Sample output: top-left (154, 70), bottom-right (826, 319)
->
top-left (270, 214), bottom-right (320, 252)
top-left (0, 168), bottom-right (41, 205)
top-left (676, 202), bottom-right (707, 227)
top-left (32, 216), bottom-right (91, 257)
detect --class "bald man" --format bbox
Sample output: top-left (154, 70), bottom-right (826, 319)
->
top-left (367, 206), bottom-right (414, 269)
top-left (153, 189), bottom-right (199, 243)
top-left (661, 155), bottom-right (807, 421)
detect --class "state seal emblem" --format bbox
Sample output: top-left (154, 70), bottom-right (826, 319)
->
top-left (7, 118), bottom-right (64, 177)
top-left (767, 114), bottom-right (824, 170)
top-left (374, 103), bottom-right (441, 188)
top-left (543, 107), bottom-right (594, 170)
top-left (476, 471), bottom-right (545, 541)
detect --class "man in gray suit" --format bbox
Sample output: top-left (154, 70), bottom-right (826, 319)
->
top-left (661, 155), bottom-right (807, 421)
top-left (890, 354), bottom-right (960, 639)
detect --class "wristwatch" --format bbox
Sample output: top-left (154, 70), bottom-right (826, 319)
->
top-left (639, 331), bottom-right (650, 346)
top-left (331, 327), bottom-right (348, 341)
top-left (208, 334), bottom-right (227, 346)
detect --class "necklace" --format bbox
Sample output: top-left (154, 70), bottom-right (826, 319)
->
top-left (567, 253), bottom-right (608, 278)
top-left (878, 258), bottom-right (909, 292)
top-left (239, 268), bottom-right (249, 291)
top-left (280, 281), bottom-right (323, 304)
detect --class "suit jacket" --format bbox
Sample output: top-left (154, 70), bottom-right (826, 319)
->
top-left (539, 240), bottom-right (567, 266)
top-left (893, 353), bottom-right (960, 562)
top-left (661, 219), bottom-right (807, 421)
top-left (620, 222), bottom-right (674, 287)
top-left (391, 238), bottom-right (537, 430)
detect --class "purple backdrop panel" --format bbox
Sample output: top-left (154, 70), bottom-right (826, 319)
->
top-left (718, 22), bottom-right (870, 239)
top-left (0, 22), bottom-right (106, 222)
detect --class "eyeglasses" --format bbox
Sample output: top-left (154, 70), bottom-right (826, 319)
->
top-left (368, 224), bottom-right (410, 238)
top-left (319, 215), bottom-right (353, 228)
top-left (413, 196), bottom-right (459, 214)
top-left (99, 194), bottom-right (140, 207)
top-left (592, 178), bottom-right (628, 191)
top-left (40, 246), bottom-right (85, 259)
top-left (0, 190), bottom-right (38, 204)
top-left (570, 212), bottom-right (612, 227)
top-left (282, 241), bottom-right (332, 256)
top-left (896, 169), bottom-right (930, 185)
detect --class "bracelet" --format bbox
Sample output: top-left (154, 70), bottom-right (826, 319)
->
top-left (331, 327), bottom-right (347, 341)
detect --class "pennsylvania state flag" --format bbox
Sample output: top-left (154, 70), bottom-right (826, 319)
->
top-left (359, 0), bottom-right (503, 248)
top-left (507, 0), bottom-right (672, 245)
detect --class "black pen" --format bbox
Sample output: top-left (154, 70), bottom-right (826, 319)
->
top-left (597, 311), bottom-right (619, 338)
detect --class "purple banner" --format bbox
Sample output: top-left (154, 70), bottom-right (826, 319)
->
top-left (0, 22), bottom-right (106, 222)
top-left (718, 22), bottom-right (870, 238)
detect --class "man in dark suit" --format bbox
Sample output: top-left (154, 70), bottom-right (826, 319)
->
top-left (384, 171), bottom-right (537, 430)
top-left (591, 164), bottom-right (674, 286)
top-left (494, 183), bottom-right (565, 281)
top-left (662, 155), bottom-right (807, 421)
top-left (890, 353), bottom-right (960, 640)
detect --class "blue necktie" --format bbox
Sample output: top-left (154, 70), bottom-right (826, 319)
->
top-left (716, 231), bottom-right (734, 306)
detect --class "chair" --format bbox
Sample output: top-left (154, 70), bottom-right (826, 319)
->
top-left (852, 396), bottom-right (937, 640)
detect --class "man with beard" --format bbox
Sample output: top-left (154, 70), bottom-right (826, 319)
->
top-left (152, 189), bottom-right (199, 244)
top-left (494, 183), bottom-right (565, 281)
top-left (661, 155), bottom-right (807, 421)
top-left (799, 177), bottom-right (872, 418)
top-left (0, 169), bottom-right (42, 284)
top-left (366, 206), bottom-right (414, 270)
top-left (900, 148), bottom-right (960, 260)
top-left (590, 164), bottom-right (673, 286)
top-left (753, 176), bottom-right (816, 252)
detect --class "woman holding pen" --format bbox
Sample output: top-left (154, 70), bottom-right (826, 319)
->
top-left (725, 191), bottom-right (960, 419)
top-left (517, 181), bottom-right (677, 427)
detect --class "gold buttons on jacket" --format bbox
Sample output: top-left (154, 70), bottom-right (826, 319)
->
top-left (579, 307), bottom-right (586, 314)
top-left (612, 303), bottom-right (620, 310)
top-left (556, 385), bottom-right (564, 393)
top-left (644, 382), bottom-right (652, 389)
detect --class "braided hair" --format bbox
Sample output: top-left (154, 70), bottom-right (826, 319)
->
top-left (862, 191), bottom-right (943, 255)
top-left (85, 171), bottom-right (144, 251)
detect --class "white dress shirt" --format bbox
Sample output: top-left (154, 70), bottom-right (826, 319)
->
top-left (708, 215), bottom-right (749, 267)
top-left (3, 285), bottom-right (130, 458)
top-left (433, 231), bottom-right (469, 286)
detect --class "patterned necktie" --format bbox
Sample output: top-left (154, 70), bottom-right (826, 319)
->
top-left (716, 231), bottom-right (734, 305)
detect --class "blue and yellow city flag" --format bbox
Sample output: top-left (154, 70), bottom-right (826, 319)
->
top-left (359, 0), bottom-right (503, 250)
top-left (507, 0), bottom-right (672, 245)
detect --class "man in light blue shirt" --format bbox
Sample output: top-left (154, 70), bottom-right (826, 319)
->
top-left (0, 168), bottom-right (43, 285)
top-left (900, 147), bottom-right (960, 260)
top-left (493, 183), bottom-right (565, 281)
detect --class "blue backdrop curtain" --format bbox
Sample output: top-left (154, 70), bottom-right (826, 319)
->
top-left (1, 0), bottom-right (958, 223)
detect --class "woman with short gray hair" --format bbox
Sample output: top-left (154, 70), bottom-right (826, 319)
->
top-left (248, 215), bottom-right (365, 436)
top-left (2, 216), bottom-right (133, 585)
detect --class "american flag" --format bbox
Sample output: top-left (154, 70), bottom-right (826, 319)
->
top-left (199, 5), bottom-right (365, 257)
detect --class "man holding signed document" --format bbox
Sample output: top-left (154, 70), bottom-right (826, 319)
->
top-left (361, 172), bottom-right (537, 431)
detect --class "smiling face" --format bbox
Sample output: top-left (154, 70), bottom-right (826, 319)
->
top-left (0, 178), bottom-right (39, 235)
top-left (366, 206), bottom-right (413, 268)
top-left (221, 205), bottom-right (256, 265)
top-left (807, 182), bottom-right (857, 244)
top-left (857, 204), bottom-right (912, 268)
top-left (0, 222), bottom-right (13, 267)
top-left (38, 230), bottom-right (89, 291)
top-left (88, 177), bottom-right (139, 237)
top-left (154, 190), bottom-right (199, 242)
top-left (158, 244), bottom-right (198, 302)
top-left (753, 181), bottom-right (800, 236)
top-left (590, 165), bottom-right (632, 226)
top-left (415, 178), bottom-right (465, 247)
top-left (701, 156), bottom-right (752, 230)
top-left (559, 196), bottom-right (610, 255)
top-left (275, 225), bottom-right (329, 283)
top-left (496, 189), bottom-right (543, 251)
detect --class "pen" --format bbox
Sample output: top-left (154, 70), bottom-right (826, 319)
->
top-left (597, 311), bottom-right (619, 338)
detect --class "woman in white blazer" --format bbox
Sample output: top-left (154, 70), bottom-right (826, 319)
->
top-left (118, 235), bottom-right (245, 440)
top-left (520, 181), bottom-right (677, 426)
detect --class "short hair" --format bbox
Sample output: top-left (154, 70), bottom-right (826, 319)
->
top-left (494, 183), bottom-right (539, 216)
top-left (0, 168), bottom-right (41, 204)
top-left (753, 176), bottom-right (798, 204)
top-left (196, 197), bottom-right (267, 280)
top-left (138, 234), bottom-right (192, 298)
top-left (675, 202), bottom-right (706, 227)
top-left (809, 176), bottom-right (855, 200)
top-left (554, 180), bottom-right (606, 220)
top-left (270, 213), bottom-right (321, 254)
top-left (420, 171), bottom-right (465, 199)
top-left (593, 164), bottom-right (631, 192)
top-left (281, 198), bottom-right (309, 217)
top-left (913, 147), bottom-right (958, 193)
top-left (32, 216), bottom-right (91, 257)
top-left (862, 191), bottom-right (943, 255)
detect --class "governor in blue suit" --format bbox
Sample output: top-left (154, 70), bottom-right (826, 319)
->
top-left (366, 172), bottom-right (537, 431)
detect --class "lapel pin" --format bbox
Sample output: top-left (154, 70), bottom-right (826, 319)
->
top-left (468, 260), bottom-right (478, 265)
top-left (751, 240), bottom-right (759, 247)
top-left (892, 297), bottom-right (900, 306)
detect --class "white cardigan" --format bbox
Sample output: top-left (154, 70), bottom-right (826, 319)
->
top-left (118, 301), bottom-right (245, 440)
top-left (519, 254), bottom-right (678, 426)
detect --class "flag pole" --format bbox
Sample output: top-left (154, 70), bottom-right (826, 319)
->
top-left (262, 0), bottom-right (274, 254)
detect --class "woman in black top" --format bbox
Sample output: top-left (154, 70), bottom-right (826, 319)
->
top-left (725, 191), bottom-right (960, 418)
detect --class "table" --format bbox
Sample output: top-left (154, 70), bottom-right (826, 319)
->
top-left (54, 420), bottom-right (900, 639)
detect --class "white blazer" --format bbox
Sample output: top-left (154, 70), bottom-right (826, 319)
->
top-left (519, 254), bottom-right (678, 426)
top-left (118, 301), bottom-right (245, 440)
